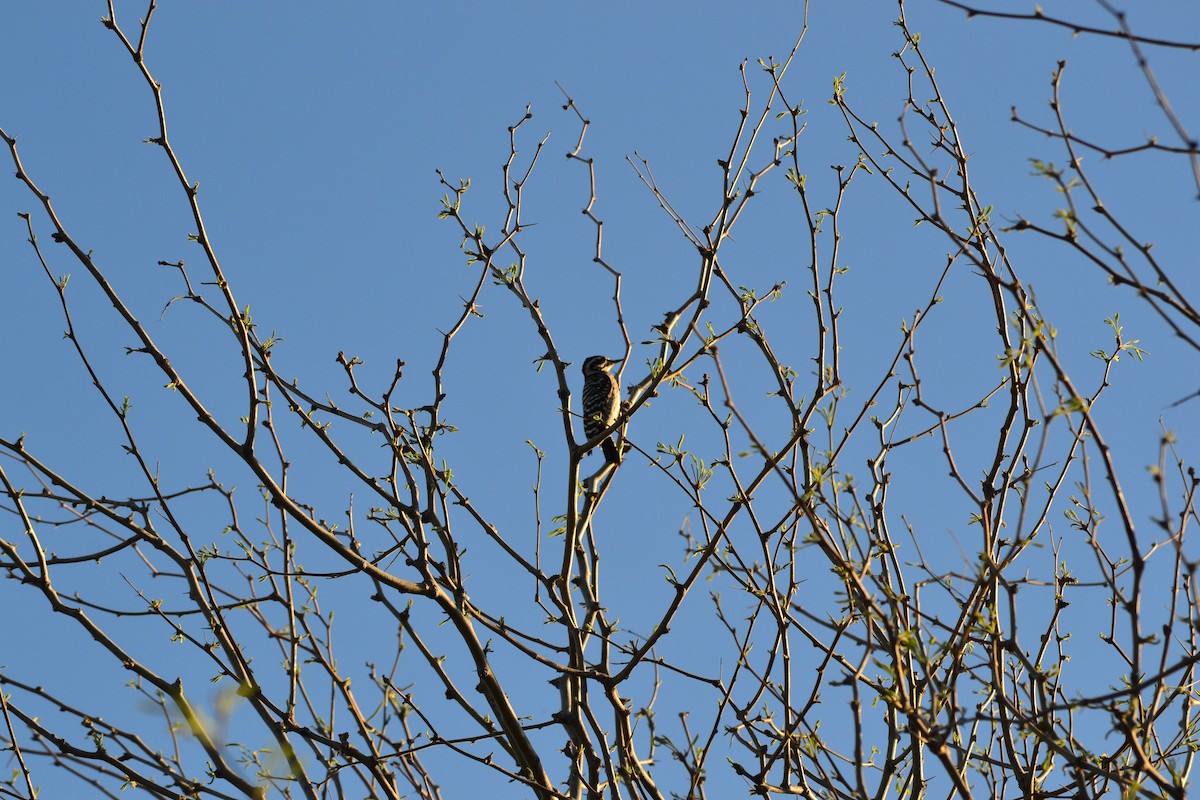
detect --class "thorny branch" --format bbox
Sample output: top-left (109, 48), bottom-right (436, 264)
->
top-left (1, 2), bottom-right (1198, 799)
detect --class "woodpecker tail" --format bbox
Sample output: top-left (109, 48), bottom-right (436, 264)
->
top-left (601, 437), bottom-right (620, 464)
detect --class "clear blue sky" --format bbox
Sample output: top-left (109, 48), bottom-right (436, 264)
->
top-left (1, 2), bottom-right (1198, 797)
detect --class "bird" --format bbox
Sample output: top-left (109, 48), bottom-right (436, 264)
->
top-left (581, 355), bottom-right (622, 464)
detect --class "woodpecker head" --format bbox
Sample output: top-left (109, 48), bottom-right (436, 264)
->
top-left (582, 355), bottom-right (621, 376)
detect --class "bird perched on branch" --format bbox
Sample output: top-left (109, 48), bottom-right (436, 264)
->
top-left (581, 355), bottom-right (622, 464)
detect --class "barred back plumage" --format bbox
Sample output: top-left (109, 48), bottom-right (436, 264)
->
top-left (581, 355), bottom-right (621, 464)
